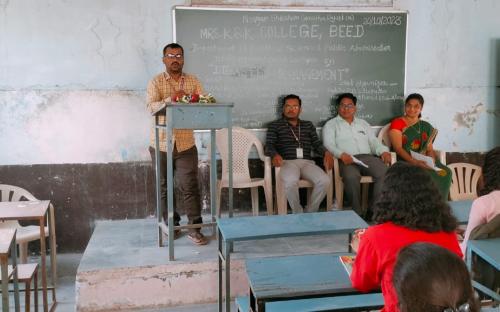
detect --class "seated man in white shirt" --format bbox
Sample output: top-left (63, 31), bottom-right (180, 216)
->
top-left (322, 93), bottom-right (392, 217)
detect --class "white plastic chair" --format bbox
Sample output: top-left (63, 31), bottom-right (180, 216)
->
top-left (215, 127), bottom-right (273, 216)
top-left (275, 167), bottom-right (333, 215)
top-left (448, 163), bottom-right (482, 201)
top-left (0, 184), bottom-right (56, 265)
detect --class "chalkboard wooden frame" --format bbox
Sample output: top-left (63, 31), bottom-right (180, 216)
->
top-left (173, 6), bottom-right (408, 128)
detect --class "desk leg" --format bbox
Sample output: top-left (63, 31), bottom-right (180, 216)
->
top-left (249, 288), bottom-right (265, 312)
top-left (225, 241), bottom-right (231, 312)
top-left (154, 125), bottom-right (163, 247)
top-left (249, 288), bottom-right (255, 312)
top-left (39, 219), bottom-right (49, 312)
top-left (167, 125), bottom-right (175, 261)
top-left (218, 229), bottom-right (223, 312)
top-left (1, 257), bottom-right (9, 311)
top-left (11, 237), bottom-right (20, 312)
top-left (466, 245), bottom-right (472, 269)
top-left (48, 205), bottom-right (57, 302)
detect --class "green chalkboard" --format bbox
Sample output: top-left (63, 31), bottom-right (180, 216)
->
top-left (174, 7), bottom-right (407, 127)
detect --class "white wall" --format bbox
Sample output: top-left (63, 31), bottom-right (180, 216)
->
top-left (0, 0), bottom-right (498, 165)
top-left (397, 0), bottom-right (500, 152)
top-left (0, 0), bottom-right (185, 165)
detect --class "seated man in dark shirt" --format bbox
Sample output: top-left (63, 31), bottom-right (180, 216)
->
top-left (265, 94), bottom-right (334, 213)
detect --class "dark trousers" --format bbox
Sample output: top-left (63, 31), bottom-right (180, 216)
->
top-left (339, 154), bottom-right (388, 216)
top-left (149, 145), bottom-right (202, 230)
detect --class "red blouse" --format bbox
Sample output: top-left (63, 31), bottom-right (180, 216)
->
top-left (350, 222), bottom-right (462, 312)
top-left (390, 117), bottom-right (407, 131)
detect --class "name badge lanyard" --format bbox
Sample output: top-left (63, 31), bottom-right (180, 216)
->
top-left (290, 122), bottom-right (304, 159)
top-left (289, 122), bottom-right (301, 148)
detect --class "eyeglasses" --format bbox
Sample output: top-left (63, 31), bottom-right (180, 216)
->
top-left (443, 303), bottom-right (470, 312)
top-left (339, 104), bottom-right (355, 109)
top-left (284, 105), bottom-right (300, 110)
top-left (164, 53), bottom-right (183, 59)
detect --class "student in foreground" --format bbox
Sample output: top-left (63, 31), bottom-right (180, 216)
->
top-left (350, 162), bottom-right (462, 312)
top-left (393, 242), bottom-right (480, 312)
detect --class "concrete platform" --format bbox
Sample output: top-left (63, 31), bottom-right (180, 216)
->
top-left (76, 217), bottom-right (350, 312)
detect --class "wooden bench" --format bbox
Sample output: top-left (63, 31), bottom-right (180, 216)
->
top-left (1, 263), bottom-right (39, 312)
top-left (236, 293), bottom-right (384, 312)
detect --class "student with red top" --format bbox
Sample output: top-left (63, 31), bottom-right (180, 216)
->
top-left (350, 162), bottom-right (462, 312)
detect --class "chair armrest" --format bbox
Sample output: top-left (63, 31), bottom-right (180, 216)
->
top-left (325, 168), bottom-right (332, 177)
top-left (333, 157), bottom-right (341, 179)
top-left (264, 156), bottom-right (272, 178)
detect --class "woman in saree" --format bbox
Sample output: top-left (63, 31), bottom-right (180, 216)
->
top-left (389, 93), bottom-right (452, 199)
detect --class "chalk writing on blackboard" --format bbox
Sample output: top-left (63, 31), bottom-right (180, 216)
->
top-left (176, 8), bottom-right (407, 127)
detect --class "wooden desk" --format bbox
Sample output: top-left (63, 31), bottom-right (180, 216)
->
top-left (236, 293), bottom-right (384, 312)
top-left (217, 210), bottom-right (368, 312)
top-left (245, 253), bottom-right (383, 312)
top-left (0, 228), bottom-right (20, 312)
top-left (0, 200), bottom-right (57, 312)
top-left (448, 200), bottom-right (472, 225)
top-left (466, 238), bottom-right (500, 302)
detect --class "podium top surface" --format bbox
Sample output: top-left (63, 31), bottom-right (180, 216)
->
top-left (166, 103), bottom-right (234, 107)
top-left (153, 102), bottom-right (234, 116)
top-left (154, 103), bottom-right (234, 130)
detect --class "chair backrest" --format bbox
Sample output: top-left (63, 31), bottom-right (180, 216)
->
top-left (0, 184), bottom-right (39, 229)
top-left (0, 184), bottom-right (37, 202)
top-left (216, 127), bottom-right (266, 183)
top-left (448, 163), bottom-right (482, 201)
top-left (377, 123), bottom-right (392, 149)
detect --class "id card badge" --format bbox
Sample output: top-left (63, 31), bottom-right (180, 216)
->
top-left (296, 148), bottom-right (304, 159)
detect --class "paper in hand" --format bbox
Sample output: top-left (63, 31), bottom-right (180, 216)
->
top-left (352, 156), bottom-right (369, 168)
top-left (410, 151), bottom-right (441, 171)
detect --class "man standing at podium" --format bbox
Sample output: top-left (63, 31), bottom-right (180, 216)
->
top-left (266, 94), bottom-right (334, 213)
top-left (146, 43), bottom-right (208, 246)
